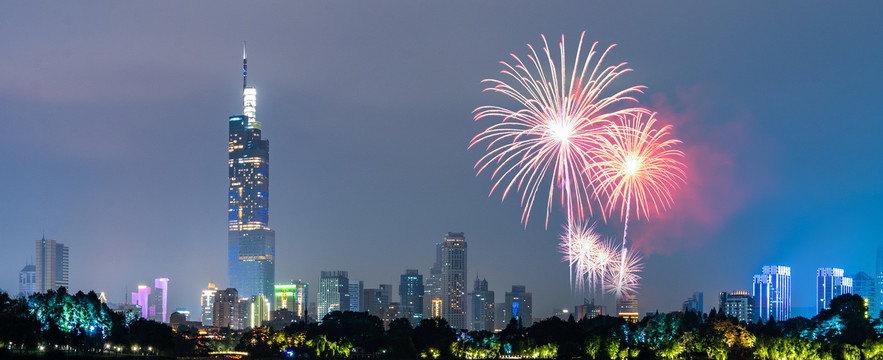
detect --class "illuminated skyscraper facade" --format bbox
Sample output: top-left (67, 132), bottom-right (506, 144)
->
top-left (228, 44), bottom-right (275, 304)
top-left (752, 265), bottom-right (791, 322)
top-left (201, 283), bottom-right (218, 326)
top-left (151, 278), bottom-right (170, 323)
top-left (400, 269), bottom-right (424, 325)
top-left (35, 236), bottom-right (69, 293)
top-left (817, 267), bottom-right (853, 315)
top-left (317, 271), bottom-right (349, 320)
top-left (719, 291), bottom-right (756, 323)
top-left (876, 247), bottom-right (883, 318)
top-left (470, 277), bottom-right (494, 332)
top-left (441, 232), bottom-right (467, 329)
top-left (275, 281), bottom-right (309, 318)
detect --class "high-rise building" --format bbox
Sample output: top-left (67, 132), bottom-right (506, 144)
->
top-left (18, 263), bottom-right (36, 298)
top-left (35, 236), bottom-right (69, 293)
top-left (719, 291), bottom-right (756, 323)
top-left (151, 278), bottom-right (169, 323)
top-left (228, 43), bottom-right (275, 305)
top-left (348, 280), bottom-right (363, 312)
top-left (470, 276), bottom-right (494, 332)
top-left (424, 243), bottom-right (443, 319)
top-left (363, 284), bottom-right (394, 325)
top-left (131, 285), bottom-right (152, 319)
top-left (248, 294), bottom-right (271, 329)
top-left (201, 283), bottom-right (218, 326)
top-left (441, 232), bottom-right (467, 329)
top-left (214, 288), bottom-right (240, 329)
top-left (752, 265), bottom-right (791, 322)
top-left (682, 291), bottom-right (703, 313)
top-left (854, 271), bottom-right (876, 318)
top-left (317, 271), bottom-right (349, 320)
top-left (817, 267), bottom-right (853, 315)
top-left (505, 285), bottom-right (533, 327)
top-left (876, 247), bottom-right (883, 319)
top-left (400, 269), bottom-right (424, 325)
top-left (616, 295), bottom-right (639, 323)
top-left (275, 281), bottom-right (309, 319)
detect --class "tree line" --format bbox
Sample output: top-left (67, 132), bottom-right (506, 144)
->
top-left (3, 288), bottom-right (883, 359)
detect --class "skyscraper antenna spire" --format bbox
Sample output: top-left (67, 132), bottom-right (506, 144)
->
top-left (243, 41), bottom-right (248, 90)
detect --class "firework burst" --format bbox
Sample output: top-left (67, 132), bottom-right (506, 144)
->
top-left (558, 222), bottom-right (621, 298)
top-left (604, 247), bottom-right (644, 298)
top-left (470, 31), bottom-right (645, 229)
top-left (592, 111), bottom-right (685, 297)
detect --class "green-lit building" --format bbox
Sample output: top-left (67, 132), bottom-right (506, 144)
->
top-left (275, 281), bottom-right (309, 318)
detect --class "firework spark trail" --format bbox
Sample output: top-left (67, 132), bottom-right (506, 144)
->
top-left (592, 112), bottom-right (686, 297)
top-left (558, 222), bottom-right (621, 300)
top-left (470, 32), bottom-right (646, 289)
top-left (604, 246), bottom-right (644, 297)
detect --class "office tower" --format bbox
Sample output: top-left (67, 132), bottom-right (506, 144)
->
top-left (275, 281), bottom-right (309, 318)
top-left (470, 277), bottom-right (495, 332)
top-left (317, 271), bottom-right (349, 319)
top-left (424, 243), bottom-right (443, 319)
top-left (854, 271), bottom-right (876, 318)
top-left (151, 278), bottom-right (169, 323)
top-left (505, 285), bottom-right (533, 327)
top-left (817, 267), bottom-right (853, 315)
top-left (616, 295), bottom-right (639, 323)
top-left (682, 291), bottom-right (703, 313)
top-left (228, 44), bottom-right (275, 304)
top-left (441, 232), bottom-right (467, 329)
top-left (213, 288), bottom-right (240, 329)
top-left (752, 265), bottom-right (791, 322)
top-left (494, 302), bottom-right (507, 331)
top-left (575, 300), bottom-right (606, 320)
top-left (363, 285), bottom-right (394, 324)
top-left (348, 280), bottom-right (363, 312)
top-left (18, 263), bottom-right (35, 298)
top-left (877, 247), bottom-right (883, 318)
top-left (248, 294), bottom-right (271, 328)
top-left (399, 269), bottom-right (424, 325)
top-left (131, 285), bottom-right (152, 319)
top-left (35, 236), bottom-right (69, 292)
top-left (719, 291), bottom-right (756, 323)
top-left (201, 283), bottom-right (218, 326)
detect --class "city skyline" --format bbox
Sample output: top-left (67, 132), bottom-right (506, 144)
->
top-left (1, 2), bottom-right (882, 320)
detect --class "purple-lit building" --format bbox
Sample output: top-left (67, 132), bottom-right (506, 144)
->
top-left (132, 285), bottom-right (151, 319)
top-left (151, 278), bottom-right (169, 323)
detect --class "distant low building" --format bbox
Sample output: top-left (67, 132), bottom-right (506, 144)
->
top-left (682, 291), bottom-right (703, 313)
top-left (575, 300), bottom-right (606, 320)
top-left (719, 291), bottom-right (756, 323)
top-left (617, 295), bottom-right (639, 323)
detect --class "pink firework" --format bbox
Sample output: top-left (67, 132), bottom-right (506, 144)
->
top-left (592, 111), bottom-right (685, 297)
top-left (558, 222), bottom-right (620, 298)
top-left (470, 31), bottom-right (645, 229)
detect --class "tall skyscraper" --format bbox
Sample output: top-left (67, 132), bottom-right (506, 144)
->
top-left (150, 278), bottom-right (170, 323)
top-left (132, 285), bottom-right (152, 320)
top-left (441, 232), bottom-right (467, 329)
top-left (348, 280), bottom-right (364, 312)
top-left (399, 269), bottom-right (424, 325)
top-left (424, 243), bottom-right (443, 319)
top-left (817, 267), bottom-right (853, 315)
top-left (719, 291), bottom-right (756, 323)
top-left (854, 271), bottom-right (876, 318)
top-left (201, 283), bottom-right (218, 326)
top-left (35, 236), bottom-right (69, 293)
top-left (275, 281), bottom-right (309, 318)
top-left (505, 285), bottom-right (533, 327)
top-left (18, 263), bottom-right (35, 298)
top-left (214, 288), bottom-right (240, 329)
top-left (317, 271), bottom-right (349, 320)
top-left (470, 276), bottom-right (494, 332)
top-left (248, 294), bottom-right (271, 329)
top-left (752, 265), bottom-right (791, 322)
top-left (228, 43), bottom-right (275, 304)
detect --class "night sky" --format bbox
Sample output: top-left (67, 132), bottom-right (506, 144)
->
top-left (1, 2), bottom-right (881, 320)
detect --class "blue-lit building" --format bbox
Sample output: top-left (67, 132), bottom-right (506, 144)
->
top-left (817, 267), bottom-right (853, 315)
top-left (504, 285), bottom-right (532, 327)
top-left (752, 265), bottom-right (791, 322)
top-left (399, 269), bottom-right (424, 325)
top-left (228, 44), bottom-right (275, 304)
